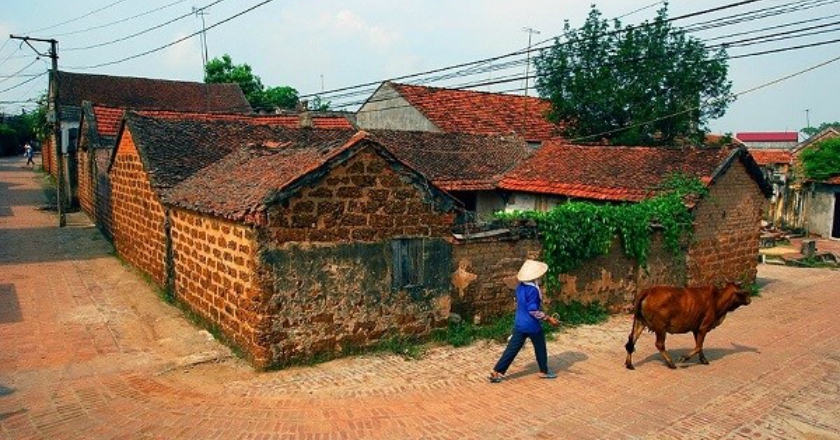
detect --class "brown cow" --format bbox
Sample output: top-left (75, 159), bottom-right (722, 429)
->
top-left (624, 282), bottom-right (752, 370)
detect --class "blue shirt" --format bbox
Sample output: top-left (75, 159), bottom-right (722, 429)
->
top-left (513, 282), bottom-right (545, 333)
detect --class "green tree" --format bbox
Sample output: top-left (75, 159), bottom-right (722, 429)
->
top-left (535, 4), bottom-right (732, 145)
top-left (800, 137), bottom-right (840, 181)
top-left (204, 54), bottom-right (299, 112)
top-left (801, 121), bottom-right (840, 137)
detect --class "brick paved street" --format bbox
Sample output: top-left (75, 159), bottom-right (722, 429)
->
top-left (1, 156), bottom-right (839, 439)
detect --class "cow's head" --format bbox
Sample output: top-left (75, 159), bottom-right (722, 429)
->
top-left (722, 281), bottom-right (751, 311)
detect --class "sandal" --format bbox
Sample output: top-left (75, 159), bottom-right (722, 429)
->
top-left (539, 371), bottom-right (557, 379)
top-left (488, 373), bottom-right (503, 383)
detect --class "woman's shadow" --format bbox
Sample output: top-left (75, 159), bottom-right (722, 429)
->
top-left (503, 351), bottom-right (589, 380)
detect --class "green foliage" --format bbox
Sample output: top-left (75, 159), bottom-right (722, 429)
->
top-left (800, 137), bottom-right (840, 181)
top-left (801, 121), bottom-right (840, 137)
top-left (745, 283), bottom-right (761, 298)
top-left (535, 5), bottom-right (732, 145)
top-left (205, 54), bottom-right (299, 112)
top-left (379, 335), bottom-right (426, 360)
top-left (496, 174), bottom-right (704, 292)
top-left (432, 314), bottom-right (514, 347)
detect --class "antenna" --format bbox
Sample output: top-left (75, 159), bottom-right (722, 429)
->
top-left (193, 6), bottom-right (210, 72)
top-left (522, 27), bottom-right (541, 97)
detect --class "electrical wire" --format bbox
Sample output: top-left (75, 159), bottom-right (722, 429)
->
top-left (65, 0), bottom-right (277, 69)
top-left (23, 0), bottom-right (133, 35)
top-left (0, 72), bottom-right (48, 95)
top-left (0, 59), bottom-right (40, 86)
top-left (64, 0), bottom-right (228, 51)
top-left (53, 0), bottom-right (190, 38)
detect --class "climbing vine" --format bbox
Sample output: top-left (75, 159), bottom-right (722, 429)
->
top-left (495, 173), bottom-right (707, 293)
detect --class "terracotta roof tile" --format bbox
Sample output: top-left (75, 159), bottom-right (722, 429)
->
top-left (167, 131), bottom-right (367, 222)
top-left (370, 130), bottom-right (532, 191)
top-left (58, 71), bottom-right (251, 113)
top-left (499, 141), bottom-right (739, 202)
top-left (826, 176), bottom-right (840, 184)
top-left (120, 112), bottom-right (357, 194)
top-left (92, 106), bottom-right (124, 137)
top-left (736, 132), bottom-right (799, 142)
top-left (748, 149), bottom-right (792, 166)
top-left (389, 83), bottom-right (561, 141)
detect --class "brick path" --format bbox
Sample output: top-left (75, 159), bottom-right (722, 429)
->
top-left (1, 156), bottom-right (839, 439)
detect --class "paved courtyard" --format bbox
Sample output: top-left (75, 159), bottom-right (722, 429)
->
top-left (1, 156), bottom-right (839, 439)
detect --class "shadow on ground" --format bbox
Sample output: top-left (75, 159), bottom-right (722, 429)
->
top-left (502, 351), bottom-right (589, 381)
top-left (633, 342), bottom-right (760, 369)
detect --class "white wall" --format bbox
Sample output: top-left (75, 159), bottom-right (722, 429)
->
top-left (806, 185), bottom-right (839, 238)
top-left (355, 83), bottom-right (440, 132)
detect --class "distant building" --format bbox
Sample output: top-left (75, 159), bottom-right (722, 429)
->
top-left (735, 132), bottom-right (798, 150)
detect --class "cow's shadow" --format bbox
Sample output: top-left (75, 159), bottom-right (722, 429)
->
top-left (502, 351), bottom-right (589, 380)
top-left (634, 342), bottom-right (759, 368)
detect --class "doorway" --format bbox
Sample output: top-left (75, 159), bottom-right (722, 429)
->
top-left (832, 193), bottom-right (840, 239)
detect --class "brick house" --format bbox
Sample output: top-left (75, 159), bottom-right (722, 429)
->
top-left (109, 112), bottom-right (458, 367)
top-left (748, 149), bottom-right (793, 226)
top-left (783, 127), bottom-right (840, 237)
top-left (735, 132), bottom-right (799, 150)
top-left (370, 130), bottom-right (533, 221)
top-left (494, 141), bottom-right (771, 286)
top-left (356, 81), bottom-right (561, 142)
top-left (80, 103), bottom-right (353, 237)
top-left (45, 71), bottom-right (251, 208)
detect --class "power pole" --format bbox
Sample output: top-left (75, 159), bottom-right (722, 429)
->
top-left (11, 34), bottom-right (65, 227)
top-left (805, 109), bottom-right (811, 132)
top-left (522, 27), bottom-right (541, 97)
top-left (193, 6), bottom-right (209, 71)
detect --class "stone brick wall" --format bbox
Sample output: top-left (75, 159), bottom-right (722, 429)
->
top-left (170, 209), bottom-right (271, 366)
top-left (42, 137), bottom-right (55, 175)
top-left (261, 149), bottom-right (456, 366)
top-left (77, 130), bottom-right (95, 221)
top-left (451, 233), bottom-right (685, 320)
top-left (109, 131), bottom-right (168, 286)
top-left (688, 160), bottom-right (765, 286)
top-left (93, 148), bottom-right (114, 239)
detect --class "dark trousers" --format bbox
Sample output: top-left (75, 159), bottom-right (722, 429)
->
top-left (493, 328), bottom-right (548, 374)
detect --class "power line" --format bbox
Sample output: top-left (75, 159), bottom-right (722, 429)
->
top-left (301, 0), bottom-right (768, 100)
top-left (52, 0), bottom-right (190, 38)
top-left (64, 0), bottom-right (229, 51)
top-left (64, 0), bottom-right (277, 69)
top-left (23, 0), bottom-right (132, 34)
top-left (0, 59), bottom-right (40, 86)
top-left (328, 1), bottom-right (840, 108)
top-left (0, 72), bottom-right (47, 95)
top-left (570, 51), bottom-right (840, 142)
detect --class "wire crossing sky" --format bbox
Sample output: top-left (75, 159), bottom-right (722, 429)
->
top-left (0, 0), bottom-right (838, 133)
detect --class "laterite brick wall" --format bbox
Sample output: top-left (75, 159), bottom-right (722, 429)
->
top-left (688, 160), bottom-right (766, 286)
top-left (170, 209), bottom-right (271, 366)
top-left (451, 233), bottom-right (685, 320)
top-left (77, 132), bottom-right (95, 221)
top-left (109, 131), bottom-right (168, 286)
top-left (261, 149), bottom-right (455, 366)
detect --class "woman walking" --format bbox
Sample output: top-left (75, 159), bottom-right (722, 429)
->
top-left (489, 259), bottom-right (559, 383)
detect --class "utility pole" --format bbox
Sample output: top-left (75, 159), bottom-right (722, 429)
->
top-left (522, 27), bottom-right (541, 97)
top-left (11, 34), bottom-right (65, 227)
top-left (805, 109), bottom-right (811, 132)
top-left (193, 6), bottom-right (210, 71)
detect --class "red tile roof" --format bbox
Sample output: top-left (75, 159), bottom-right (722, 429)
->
top-left (133, 108), bottom-right (354, 129)
top-left (826, 176), bottom-right (840, 185)
top-left (370, 130), bottom-right (532, 191)
top-left (92, 106), bottom-right (124, 137)
top-left (499, 141), bottom-right (761, 202)
top-left (748, 149), bottom-right (792, 166)
top-left (167, 132), bottom-right (369, 222)
top-left (58, 71), bottom-right (252, 114)
top-left (736, 132), bottom-right (799, 142)
top-left (387, 82), bottom-right (561, 141)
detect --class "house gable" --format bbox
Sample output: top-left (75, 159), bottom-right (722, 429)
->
top-left (356, 82), bottom-right (440, 132)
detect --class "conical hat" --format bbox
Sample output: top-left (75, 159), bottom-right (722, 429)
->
top-left (517, 259), bottom-right (549, 282)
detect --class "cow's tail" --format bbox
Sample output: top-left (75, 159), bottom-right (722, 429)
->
top-left (625, 291), bottom-right (647, 355)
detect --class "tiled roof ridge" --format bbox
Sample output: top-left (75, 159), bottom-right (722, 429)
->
top-left (58, 70), bottom-right (239, 89)
top-left (390, 81), bottom-right (548, 102)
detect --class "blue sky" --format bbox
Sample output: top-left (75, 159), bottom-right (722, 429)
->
top-left (1, 0), bottom-right (838, 135)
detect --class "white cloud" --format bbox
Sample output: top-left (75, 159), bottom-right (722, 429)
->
top-left (321, 10), bottom-right (399, 49)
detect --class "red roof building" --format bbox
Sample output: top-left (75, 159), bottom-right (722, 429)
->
top-left (356, 82), bottom-right (561, 142)
top-left (735, 132), bottom-right (798, 150)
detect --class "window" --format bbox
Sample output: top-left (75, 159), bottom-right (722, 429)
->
top-left (391, 238), bottom-right (425, 290)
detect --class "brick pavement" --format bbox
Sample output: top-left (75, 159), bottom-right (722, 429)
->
top-left (1, 156), bottom-right (839, 439)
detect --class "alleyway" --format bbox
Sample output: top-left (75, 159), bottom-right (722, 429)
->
top-left (1, 156), bottom-right (839, 439)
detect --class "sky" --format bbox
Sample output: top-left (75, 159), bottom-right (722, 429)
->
top-left (1, 0), bottom-right (838, 136)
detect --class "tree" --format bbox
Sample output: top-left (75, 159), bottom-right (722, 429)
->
top-left (801, 121), bottom-right (840, 137)
top-left (535, 5), bottom-right (732, 145)
top-left (800, 137), bottom-right (840, 181)
top-left (204, 54), bottom-right (299, 112)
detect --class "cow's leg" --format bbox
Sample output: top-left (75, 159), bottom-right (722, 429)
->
top-left (680, 330), bottom-right (708, 364)
top-left (624, 318), bottom-right (646, 370)
top-left (655, 330), bottom-right (676, 369)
